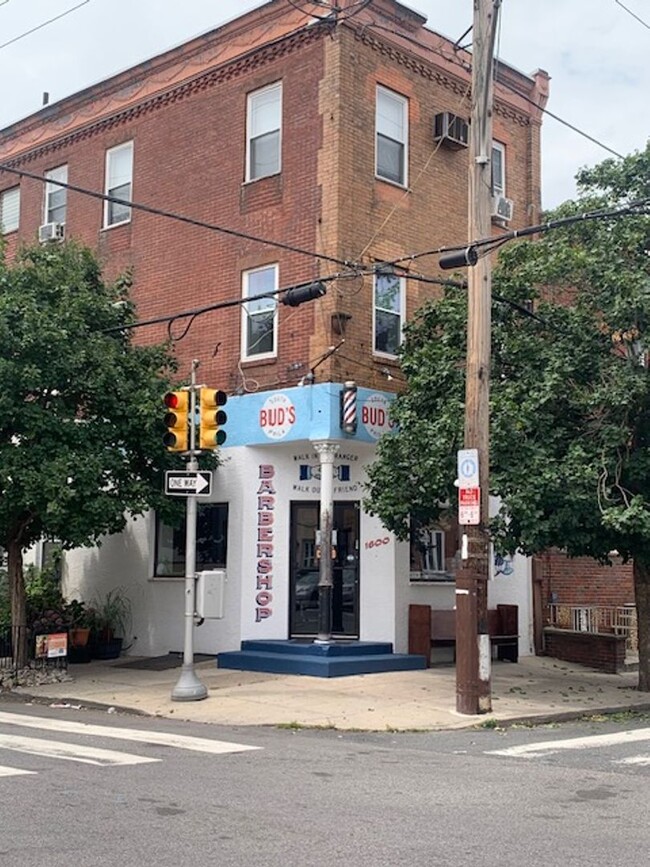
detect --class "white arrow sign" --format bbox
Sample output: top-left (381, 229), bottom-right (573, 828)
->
top-left (165, 471), bottom-right (212, 497)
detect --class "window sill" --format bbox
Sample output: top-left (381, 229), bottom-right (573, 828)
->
top-left (375, 174), bottom-right (408, 191)
top-left (409, 572), bottom-right (455, 584)
top-left (240, 355), bottom-right (277, 367)
top-left (100, 218), bottom-right (132, 232)
top-left (242, 171), bottom-right (281, 187)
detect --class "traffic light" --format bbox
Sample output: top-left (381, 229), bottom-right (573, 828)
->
top-left (163, 391), bottom-right (189, 452)
top-left (199, 388), bottom-right (228, 450)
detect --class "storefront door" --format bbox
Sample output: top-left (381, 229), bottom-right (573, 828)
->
top-left (289, 501), bottom-right (360, 638)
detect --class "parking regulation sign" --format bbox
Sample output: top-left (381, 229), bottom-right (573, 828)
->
top-left (457, 448), bottom-right (479, 488)
top-left (459, 486), bottom-right (480, 526)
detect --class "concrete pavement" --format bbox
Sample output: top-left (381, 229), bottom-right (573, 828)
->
top-left (9, 655), bottom-right (650, 731)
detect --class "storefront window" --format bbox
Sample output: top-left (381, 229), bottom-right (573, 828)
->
top-left (154, 503), bottom-right (228, 576)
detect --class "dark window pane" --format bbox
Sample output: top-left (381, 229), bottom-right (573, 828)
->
top-left (155, 504), bottom-right (228, 576)
top-left (250, 130), bottom-right (280, 179)
top-left (377, 135), bottom-right (404, 185)
top-left (374, 309), bottom-right (400, 355)
top-left (107, 182), bottom-right (131, 225)
top-left (247, 310), bottom-right (275, 355)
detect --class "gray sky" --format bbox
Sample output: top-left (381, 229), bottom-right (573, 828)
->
top-left (1, 0), bottom-right (648, 208)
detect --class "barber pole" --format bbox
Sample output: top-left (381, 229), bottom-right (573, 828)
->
top-left (340, 381), bottom-right (358, 434)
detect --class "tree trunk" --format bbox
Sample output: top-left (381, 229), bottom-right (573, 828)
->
top-left (8, 538), bottom-right (27, 669)
top-left (633, 558), bottom-right (650, 691)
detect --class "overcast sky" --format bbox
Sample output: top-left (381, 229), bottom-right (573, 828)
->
top-left (1, 0), bottom-right (648, 209)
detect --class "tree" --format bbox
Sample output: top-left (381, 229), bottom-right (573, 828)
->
top-left (0, 241), bottom-right (181, 666)
top-left (365, 143), bottom-right (650, 689)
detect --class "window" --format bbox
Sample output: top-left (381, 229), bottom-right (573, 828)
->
top-left (373, 270), bottom-right (405, 356)
top-left (242, 264), bottom-right (278, 359)
top-left (492, 142), bottom-right (506, 196)
top-left (104, 141), bottom-right (133, 227)
top-left (376, 85), bottom-right (408, 186)
top-left (247, 82), bottom-right (282, 181)
top-left (410, 523), bottom-right (450, 580)
top-left (44, 165), bottom-right (68, 225)
top-left (154, 503), bottom-right (228, 577)
top-left (0, 187), bottom-right (20, 234)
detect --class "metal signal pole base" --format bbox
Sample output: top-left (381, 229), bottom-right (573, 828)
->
top-left (171, 663), bottom-right (208, 702)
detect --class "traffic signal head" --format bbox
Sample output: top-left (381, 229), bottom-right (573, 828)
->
top-left (163, 391), bottom-right (189, 452)
top-left (199, 388), bottom-right (228, 450)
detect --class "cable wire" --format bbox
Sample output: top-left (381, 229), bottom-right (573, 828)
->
top-left (615, 0), bottom-right (650, 30)
top-left (0, 0), bottom-right (91, 51)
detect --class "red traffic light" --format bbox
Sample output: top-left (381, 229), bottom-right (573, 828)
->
top-left (164, 392), bottom-right (182, 410)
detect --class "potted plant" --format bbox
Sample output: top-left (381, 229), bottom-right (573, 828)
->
top-left (66, 599), bottom-right (93, 648)
top-left (89, 588), bottom-right (131, 659)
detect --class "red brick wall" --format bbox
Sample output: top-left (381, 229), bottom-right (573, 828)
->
top-left (544, 627), bottom-right (627, 673)
top-left (538, 550), bottom-right (635, 609)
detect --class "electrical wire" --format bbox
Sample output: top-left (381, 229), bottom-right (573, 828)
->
top-left (0, 162), bottom-right (354, 270)
top-left (0, 0), bottom-right (91, 51)
top-left (615, 0), bottom-right (650, 30)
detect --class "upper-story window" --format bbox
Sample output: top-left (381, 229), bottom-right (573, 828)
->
top-left (242, 263), bottom-right (278, 359)
top-left (104, 141), bottom-right (133, 227)
top-left (247, 82), bottom-right (282, 182)
top-left (492, 142), bottom-right (506, 196)
top-left (44, 165), bottom-right (68, 225)
top-left (376, 85), bottom-right (408, 187)
top-left (373, 269), bottom-right (405, 357)
top-left (0, 187), bottom-right (20, 234)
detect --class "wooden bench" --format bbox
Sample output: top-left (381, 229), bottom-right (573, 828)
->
top-left (408, 603), bottom-right (519, 667)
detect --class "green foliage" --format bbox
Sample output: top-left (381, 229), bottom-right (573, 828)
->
top-left (0, 241), bottom-right (183, 558)
top-left (91, 587), bottom-right (131, 639)
top-left (365, 142), bottom-right (650, 567)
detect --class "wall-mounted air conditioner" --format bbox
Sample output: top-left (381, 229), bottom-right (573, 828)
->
top-left (491, 195), bottom-right (514, 222)
top-left (433, 112), bottom-right (469, 149)
top-left (38, 222), bottom-right (65, 243)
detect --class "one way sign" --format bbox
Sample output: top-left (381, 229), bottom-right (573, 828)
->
top-left (165, 471), bottom-right (212, 497)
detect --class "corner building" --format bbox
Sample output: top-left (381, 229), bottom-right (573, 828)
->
top-left (0, 0), bottom-right (549, 660)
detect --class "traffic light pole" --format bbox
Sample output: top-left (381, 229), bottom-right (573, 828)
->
top-left (171, 360), bottom-right (208, 702)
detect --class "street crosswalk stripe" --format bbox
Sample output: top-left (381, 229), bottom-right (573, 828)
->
top-left (0, 765), bottom-right (37, 778)
top-left (0, 711), bottom-right (260, 756)
top-left (612, 755), bottom-right (650, 766)
top-left (0, 733), bottom-right (160, 766)
top-left (486, 727), bottom-right (650, 758)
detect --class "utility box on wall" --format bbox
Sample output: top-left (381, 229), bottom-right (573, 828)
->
top-left (196, 570), bottom-right (226, 619)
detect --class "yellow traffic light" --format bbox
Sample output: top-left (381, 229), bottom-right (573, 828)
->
top-left (199, 388), bottom-right (228, 450)
top-left (163, 391), bottom-right (189, 452)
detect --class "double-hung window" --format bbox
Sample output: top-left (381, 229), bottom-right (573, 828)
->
top-left (242, 264), bottom-right (278, 359)
top-left (44, 165), bottom-right (68, 225)
top-left (376, 85), bottom-right (408, 186)
top-left (104, 141), bottom-right (133, 227)
top-left (0, 187), bottom-right (20, 234)
top-left (154, 504), bottom-right (228, 577)
top-left (492, 141), bottom-right (506, 196)
top-left (247, 82), bottom-right (282, 181)
top-left (373, 269), bottom-right (405, 356)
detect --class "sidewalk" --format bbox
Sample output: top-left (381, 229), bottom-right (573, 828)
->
top-left (8, 655), bottom-right (650, 731)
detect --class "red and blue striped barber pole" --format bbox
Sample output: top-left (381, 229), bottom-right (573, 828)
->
top-left (340, 381), bottom-right (357, 434)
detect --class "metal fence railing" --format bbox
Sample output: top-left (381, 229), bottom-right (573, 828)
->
top-left (547, 604), bottom-right (638, 657)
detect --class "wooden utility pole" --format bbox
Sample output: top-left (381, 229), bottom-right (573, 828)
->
top-left (455, 0), bottom-right (499, 715)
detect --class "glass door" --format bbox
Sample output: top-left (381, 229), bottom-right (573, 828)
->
top-left (290, 501), bottom-right (360, 638)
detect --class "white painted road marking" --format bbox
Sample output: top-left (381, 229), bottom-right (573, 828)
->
top-left (0, 733), bottom-right (160, 766)
top-left (487, 727), bottom-right (650, 758)
top-left (612, 755), bottom-right (650, 766)
top-left (0, 711), bottom-right (260, 756)
top-left (0, 765), bottom-right (37, 778)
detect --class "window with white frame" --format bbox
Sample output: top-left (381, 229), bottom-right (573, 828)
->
top-left (373, 269), bottom-right (405, 356)
top-left (492, 141), bottom-right (506, 196)
top-left (376, 85), bottom-right (408, 186)
top-left (242, 264), bottom-right (278, 359)
top-left (410, 523), bottom-right (448, 578)
top-left (104, 141), bottom-right (133, 227)
top-left (0, 187), bottom-right (20, 234)
top-left (44, 165), bottom-right (68, 225)
top-left (247, 82), bottom-right (282, 181)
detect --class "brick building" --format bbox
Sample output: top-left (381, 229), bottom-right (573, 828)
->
top-left (0, 0), bottom-right (552, 661)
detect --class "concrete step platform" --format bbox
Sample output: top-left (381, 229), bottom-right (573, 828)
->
top-left (217, 640), bottom-right (427, 677)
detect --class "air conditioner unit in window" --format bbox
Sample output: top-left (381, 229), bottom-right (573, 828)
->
top-left (491, 195), bottom-right (514, 222)
top-left (38, 222), bottom-right (65, 243)
top-left (433, 112), bottom-right (469, 149)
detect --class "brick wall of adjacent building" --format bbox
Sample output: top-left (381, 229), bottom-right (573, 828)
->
top-left (537, 550), bottom-right (635, 609)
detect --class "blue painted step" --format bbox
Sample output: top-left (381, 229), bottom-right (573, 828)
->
top-left (217, 640), bottom-right (426, 678)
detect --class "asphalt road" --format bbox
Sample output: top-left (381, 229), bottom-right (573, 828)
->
top-left (0, 699), bottom-right (648, 867)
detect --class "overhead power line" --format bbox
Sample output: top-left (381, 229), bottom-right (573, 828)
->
top-left (0, 0), bottom-right (91, 51)
top-left (615, 0), bottom-right (650, 30)
top-left (0, 162), bottom-right (354, 269)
